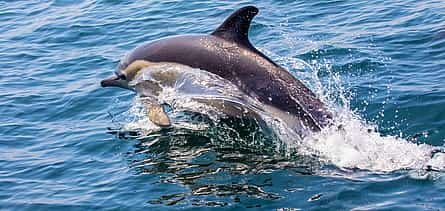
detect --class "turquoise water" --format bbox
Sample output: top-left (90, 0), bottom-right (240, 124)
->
top-left (1, 0), bottom-right (445, 210)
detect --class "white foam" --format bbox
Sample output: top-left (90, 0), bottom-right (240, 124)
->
top-left (301, 109), bottom-right (442, 172)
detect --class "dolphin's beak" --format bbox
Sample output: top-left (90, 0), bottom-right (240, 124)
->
top-left (101, 75), bottom-right (124, 88)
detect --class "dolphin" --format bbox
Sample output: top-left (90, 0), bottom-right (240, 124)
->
top-left (101, 6), bottom-right (332, 133)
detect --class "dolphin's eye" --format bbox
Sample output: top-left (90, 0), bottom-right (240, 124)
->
top-left (118, 73), bottom-right (127, 80)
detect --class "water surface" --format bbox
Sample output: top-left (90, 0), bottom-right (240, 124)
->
top-left (1, 0), bottom-right (445, 210)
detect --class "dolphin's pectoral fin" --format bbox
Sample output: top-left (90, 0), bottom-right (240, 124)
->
top-left (145, 103), bottom-right (171, 127)
top-left (211, 6), bottom-right (258, 47)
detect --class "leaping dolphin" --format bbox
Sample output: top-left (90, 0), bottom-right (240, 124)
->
top-left (101, 6), bottom-right (332, 133)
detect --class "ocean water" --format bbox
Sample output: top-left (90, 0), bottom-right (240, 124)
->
top-left (1, 0), bottom-right (445, 210)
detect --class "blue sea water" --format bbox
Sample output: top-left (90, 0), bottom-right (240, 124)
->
top-left (1, 0), bottom-right (445, 210)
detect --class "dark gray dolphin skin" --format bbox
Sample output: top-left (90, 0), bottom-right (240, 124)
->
top-left (101, 6), bottom-right (332, 132)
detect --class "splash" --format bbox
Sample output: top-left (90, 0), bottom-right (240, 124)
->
top-left (114, 59), bottom-right (445, 173)
top-left (288, 55), bottom-right (445, 173)
top-left (304, 109), bottom-right (445, 172)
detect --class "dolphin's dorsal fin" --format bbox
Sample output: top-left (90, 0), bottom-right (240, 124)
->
top-left (211, 6), bottom-right (258, 47)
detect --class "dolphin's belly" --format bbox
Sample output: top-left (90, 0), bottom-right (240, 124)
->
top-left (129, 63), bottom-right (316, 137)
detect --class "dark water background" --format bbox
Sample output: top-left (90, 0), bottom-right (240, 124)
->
top-left (1, 0), bottom-right (445, 210)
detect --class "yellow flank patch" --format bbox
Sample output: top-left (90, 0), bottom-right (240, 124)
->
top-left (122, 60), bottom-right (153, 81)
